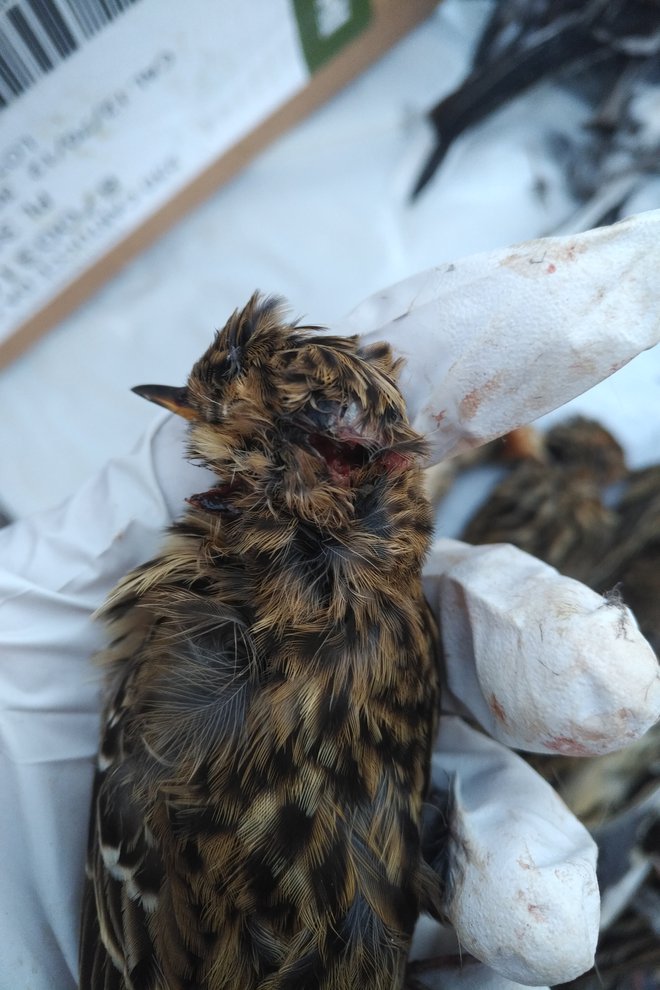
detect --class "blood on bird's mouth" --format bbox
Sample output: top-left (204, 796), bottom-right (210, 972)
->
top-left (308, 433), bottom-right (371, 480)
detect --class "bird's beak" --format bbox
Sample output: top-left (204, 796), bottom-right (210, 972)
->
top-left (132, 384), bottom-right (198, 420)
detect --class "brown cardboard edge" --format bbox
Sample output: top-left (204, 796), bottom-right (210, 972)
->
top-left (0, 0), bottom-right (437, 369)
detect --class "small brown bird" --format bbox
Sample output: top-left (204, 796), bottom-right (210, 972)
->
top-left (461, 416), bottom-right (626, 585)
top-left (452, 416), bottom-right (660, 990)
top-left (593, 465), bottom-right (660, 654)
top-left (79, 294), bottom-right (441, 990)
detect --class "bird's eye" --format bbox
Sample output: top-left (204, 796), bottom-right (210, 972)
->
top-left (546, 441), bottom-right (567, 464)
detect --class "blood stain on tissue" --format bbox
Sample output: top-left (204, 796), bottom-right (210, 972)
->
top-left (527, 903), bottom-right (546, 921)
top-left (544, 735), bottom-right (593, 756)
top-left (459, 374), bottom-right (503, 419)
top-left (489, 693), bottom-right (509, 725)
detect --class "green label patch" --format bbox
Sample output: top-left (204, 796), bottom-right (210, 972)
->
top-left (293, 0), bottom-right (372, 72)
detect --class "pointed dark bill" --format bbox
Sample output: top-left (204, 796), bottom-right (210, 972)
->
top-left (131, 384), bottom-right (198, 420)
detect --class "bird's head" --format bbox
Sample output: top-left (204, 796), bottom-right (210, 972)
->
top-left (133, 293), bottom-right (427, 528)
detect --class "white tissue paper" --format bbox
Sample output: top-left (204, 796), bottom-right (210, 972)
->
top-left (349, 210), bottom-right (660, 462)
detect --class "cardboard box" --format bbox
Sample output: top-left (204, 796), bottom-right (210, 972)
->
top-left (0, 0), bottom-right (436, 367)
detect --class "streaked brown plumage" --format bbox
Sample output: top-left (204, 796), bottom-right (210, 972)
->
top-left (592, 466), bottom-right (660, 653)
top-left (452, 416), bottom-right (660, 990)
top-left (461, 417), bottom-right (626, 585)
top-left (80, 294), bottom-right (441, 990)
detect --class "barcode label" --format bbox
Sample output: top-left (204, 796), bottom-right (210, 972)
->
top-left (0, 0), bottom-right (142, 109)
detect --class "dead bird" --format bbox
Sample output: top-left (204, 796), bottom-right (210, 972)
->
top-left (452, 415), bottom-right (660, 990)
top-left (592, 465), bottom-right (660, 653)
top-left (460, 416), bottom-right (626, 585)
top-left (412, 0), bottom-right (660, 201)
top-left (553, 773), bottom-right (660, 990)
top-left (79, 294), bottom-right (441, 990)
top-left (412, 0), bottom-right (617, 199)
top-left (460, 419), bottom-right (660, 650)
top-left (551, 57), bottom-right (660, 232)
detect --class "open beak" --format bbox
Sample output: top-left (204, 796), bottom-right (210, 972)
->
top-left (132, 384), bottom-right (198, 420)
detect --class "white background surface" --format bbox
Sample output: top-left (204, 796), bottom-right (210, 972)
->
top-left (1, 0), bottom-right (659, 521)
